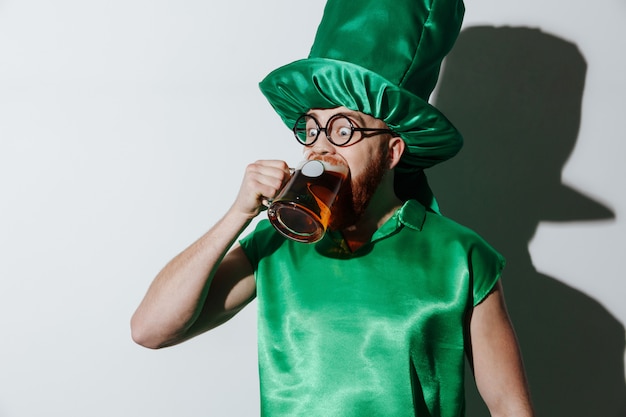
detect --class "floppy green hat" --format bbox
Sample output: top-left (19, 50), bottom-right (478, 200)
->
top-left (259, 0), bottom-right (465, 211)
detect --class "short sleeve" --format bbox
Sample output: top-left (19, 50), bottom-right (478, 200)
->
top-left (238, 219), bottom-right (283, 271)
top-left (468, 238), bottom-right (506, 306)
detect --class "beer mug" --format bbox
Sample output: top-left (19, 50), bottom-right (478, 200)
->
top-left (267, 155), bottom-right (349, 243)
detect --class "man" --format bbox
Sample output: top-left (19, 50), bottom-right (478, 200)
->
top-left (131, 0), bottom-right (534, 415)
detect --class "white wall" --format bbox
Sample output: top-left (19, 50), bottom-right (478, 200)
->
top-left (0, 1), bottom-right (623, 416)
top-left (466, 0), bottom-right (626, 334)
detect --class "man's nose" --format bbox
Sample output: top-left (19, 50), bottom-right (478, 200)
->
top-left (309, 132), bottom-right (336, 154)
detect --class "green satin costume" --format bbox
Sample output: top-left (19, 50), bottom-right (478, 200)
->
top-left (239, 200), bottom-right (504, 416)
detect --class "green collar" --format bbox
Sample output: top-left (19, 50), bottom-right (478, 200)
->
top-left (392, 199), bottom-right (427, 232)
top-left (318, 200), bottom-right (427, 257)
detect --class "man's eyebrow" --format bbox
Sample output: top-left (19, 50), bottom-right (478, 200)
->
top-left (341, 111), bottom-right (366, 125)
top-left (307, 109), bottom-right (366, 125)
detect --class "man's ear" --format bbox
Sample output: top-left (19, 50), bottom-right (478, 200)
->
top-left (387, 136), bottom-right (406, 169)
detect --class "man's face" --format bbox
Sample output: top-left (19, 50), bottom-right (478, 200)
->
top-left (302, 107), bottom-right (393, 230)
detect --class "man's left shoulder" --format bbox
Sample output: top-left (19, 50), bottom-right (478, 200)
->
top-left (423, 209), bottom-right (480, 237)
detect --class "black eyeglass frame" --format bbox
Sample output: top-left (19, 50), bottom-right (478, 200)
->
top-left (292, 113), bottom-right (395, 147)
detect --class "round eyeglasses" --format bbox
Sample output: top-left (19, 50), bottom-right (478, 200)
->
top-left (293, 114), bottom-right (395, 147)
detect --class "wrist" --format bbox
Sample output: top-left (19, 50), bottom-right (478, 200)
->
top-left (225, 204), bottom-right (258, 227)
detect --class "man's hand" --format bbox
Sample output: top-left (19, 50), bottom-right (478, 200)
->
top-left (232, 159), bottom-right (292, 218)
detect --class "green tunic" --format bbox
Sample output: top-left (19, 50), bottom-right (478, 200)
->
top-left (240, 200), bottom-right (504, 417)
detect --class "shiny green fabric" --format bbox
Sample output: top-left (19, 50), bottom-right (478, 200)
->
top-left (259, 58), bottom-right (462, 170)
top-left (240, 200), bottom-right (504, 416)
top-left (259, 0), bottom-right (465, 179)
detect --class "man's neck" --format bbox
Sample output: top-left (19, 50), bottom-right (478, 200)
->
top-left (340, 184), bottom-right (403, 252)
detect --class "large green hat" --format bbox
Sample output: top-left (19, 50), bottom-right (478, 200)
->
top-left (259, 0), bottom-right (465, 210)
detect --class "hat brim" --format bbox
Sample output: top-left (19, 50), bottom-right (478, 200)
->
top-left (259, 57), bottom-right (463, 173)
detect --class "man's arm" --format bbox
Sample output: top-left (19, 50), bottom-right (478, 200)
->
top-left (130, 160), bottom-right (291, 349)
top-left (468, 280), bottom-right (535, 416)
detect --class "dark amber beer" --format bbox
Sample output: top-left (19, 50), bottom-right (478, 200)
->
top-left (268, 157), bottom-right (348, 243)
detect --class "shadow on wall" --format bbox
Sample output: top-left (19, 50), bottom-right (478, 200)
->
top-left (429, 26), bottom-right (626, 416)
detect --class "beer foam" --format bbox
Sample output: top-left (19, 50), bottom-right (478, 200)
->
top-left (301, 160), bottom-right (324, 178)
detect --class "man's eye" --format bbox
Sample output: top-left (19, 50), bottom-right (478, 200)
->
top-left (337, 126), bottom-right (351, 137)
top-left (308, 128), bottom-right (319, 137)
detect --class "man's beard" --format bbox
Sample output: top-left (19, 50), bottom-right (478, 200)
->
top-left (328, 144), bottom-right (389, 231)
